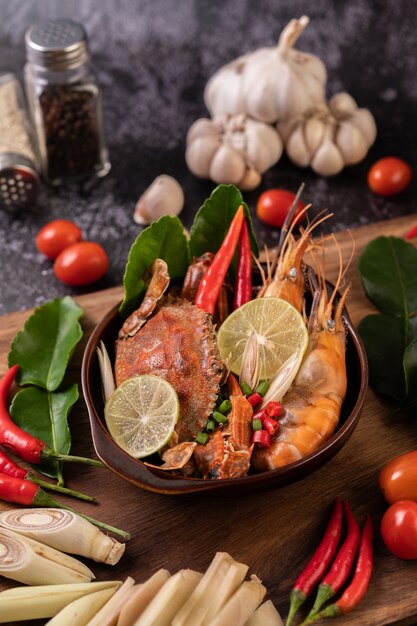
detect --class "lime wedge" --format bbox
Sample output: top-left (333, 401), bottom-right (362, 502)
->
top-left (217, 297), bottom-right (308, 380)
top-left (104, 375), bottom-right (180, 458)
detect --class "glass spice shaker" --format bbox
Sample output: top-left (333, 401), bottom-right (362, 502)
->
top-left (0, 73), bottom-right (39, 210)
top-left (24, 19), bottom-right (110, 185)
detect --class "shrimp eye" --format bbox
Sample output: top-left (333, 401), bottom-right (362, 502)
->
top-left (327, 319), bottom-right (335, 330)
top-left (288, 267), bottom-right (297, 280)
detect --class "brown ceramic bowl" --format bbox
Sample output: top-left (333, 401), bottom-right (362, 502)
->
top-left (81, 291), bottom-right (368, 496)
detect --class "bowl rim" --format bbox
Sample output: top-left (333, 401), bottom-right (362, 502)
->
top-left (81, 294), bottom-right (368, 494)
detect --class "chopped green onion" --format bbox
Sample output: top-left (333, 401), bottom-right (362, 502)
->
top-left (252, 418), bottom-right (263, 431)
top-left (240, 381), bottom-right (252, 396)
top-left (205, 418), bottom-right (215, 433)
top-left (218, 399), bottom-right (232, 414)
top-left (212, 410), bottom-right (228, 424)
top-left (195, 431), bottom-right (209, 445)
top-left (255, 380), bottom-right (270, 397)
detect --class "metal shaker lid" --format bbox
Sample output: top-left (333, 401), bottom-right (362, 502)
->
top-left (25, 20), bottom-right (90, 71)
top-left (0, 153), bottom-right (39, 211)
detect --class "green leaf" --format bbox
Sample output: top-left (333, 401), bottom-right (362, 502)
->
top-left (189, 185), bottom-right (259, 269)
top-left (120, 215), bottom-right (191, 318)
top-left (404, 338), bottom-right (417, 410)
top-left (358, 313), bottom-right (406, 403)
top-left (8, 297), bottom-right (83, 392)
top-left (9, 384), bottom-right (78, 480)
top-left (358, 236), bottom-right (417, 321)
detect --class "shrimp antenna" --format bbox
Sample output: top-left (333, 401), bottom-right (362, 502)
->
top-left (277, 181), bottom-right (305, 253)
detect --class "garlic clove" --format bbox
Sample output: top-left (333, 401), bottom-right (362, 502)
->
top-left (209, 143), bottom-right (246, 185)
top-left (185, 135), bottom-right (220, 178)
top-left (245, 119), bottom-right (283, 172)
top-left (304, 117), bottom-right (326, 154)
top-left (349, 108), bottom-right (377, 146)
top-left (133, 175), bottom-right (184, 225)
top-left (286, 122), bottom-right (311, 167)
top-left (329, 92), bottom-right (358, 117)
top-left (311, 139), bottom-right (344, 176)
top-left (277, 117), bottom-right (299, 143)
top-left (186, 118), bottom-right (221, 144)
top-left (335, 120), bottom-right (369, 165)
top-left (239, 168), bottom-right (262, 190)
top-left (204, 54), bottom-right (249, 117)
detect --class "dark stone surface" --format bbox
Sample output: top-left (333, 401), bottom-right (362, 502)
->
top-left (0, 0), bottom-right (416, 315)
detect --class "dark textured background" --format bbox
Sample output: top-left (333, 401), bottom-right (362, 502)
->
top-left (0, 0), bottom-right (416, 315)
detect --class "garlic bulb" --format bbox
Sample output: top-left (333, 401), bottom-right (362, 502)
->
top-left (186, 114), bottom-right (283, 190)
top-left (204, 16), bottom-right (326, 123)
top-left (134, 175), bottom-right (184, 225)
top-left (278, 94), bottom-right (377, 176)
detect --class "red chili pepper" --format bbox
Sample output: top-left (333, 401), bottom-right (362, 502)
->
top-left (195, 205), bottom-right (245, 315)
top-left (0, 473), bottom-right (129, 539)
top-left (306, 500), bottom-right (361, 620)
top-left (0, 447), bottom-right (94, 501)
top-left (263, 416), bottom-right (279, 436)
top-left (286, 498), bottom-right (343, 626)
top-left (265, 401), bottom-right (283, 418)
top-left (247, 393), bottom-right (262, 408)
top-left (0, 366), bottom-right (103, 467)
top-left (404, 225), bottom-right (417, 240)
top-left (311, 516), bottom-right (373, 621)
top-left (233, 219), bottom-right (252, 310)
top-left (251, 429), bottom-right (271, 447)
top-left (252, 408), bottom-right (266, 422)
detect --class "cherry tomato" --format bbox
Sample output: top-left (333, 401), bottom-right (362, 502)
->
top-left (54, 242), bottom-right (109, 286)
top-left (380, 501), bottom-right (417, 560)
top-left (379, 451), bottom-right (417, 504)
top-left (256, 189), bottom-right (304, 228)
top-left (35, 220), bottom-right (82, 260)
top-left (367, 157), bottom-right (412, 196)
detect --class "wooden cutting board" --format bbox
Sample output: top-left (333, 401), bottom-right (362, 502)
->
top-left (0, 213), bottom-right (417, 626)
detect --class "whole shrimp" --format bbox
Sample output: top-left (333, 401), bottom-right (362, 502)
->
top-left (252, 256), bottom-right (349, 472)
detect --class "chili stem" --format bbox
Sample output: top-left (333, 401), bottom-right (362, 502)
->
top-left (41, 448), bottom-right (105, 467)
top-left (28, 475), bottom-right (95, 502)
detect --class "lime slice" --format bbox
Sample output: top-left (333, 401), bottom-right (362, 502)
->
top-left (104, 375), bottom-right (180, 458)
top-left (217, 297), bottom-right (309, 380)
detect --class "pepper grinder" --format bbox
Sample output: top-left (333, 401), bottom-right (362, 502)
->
top-left (24, 19), bottom-right (110, 185)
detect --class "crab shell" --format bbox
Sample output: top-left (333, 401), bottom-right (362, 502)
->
top-left (114, 298), bottom-right (224, 442)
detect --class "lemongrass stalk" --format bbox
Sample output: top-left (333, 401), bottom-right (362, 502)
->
top-left (45, 587), bottom-right (117, 626)
top-left (201, 562), bottom-right (249, 626)
top-left (85, 577), bottom-right (136, 626)
top-left (117, 570), bottom-right (170, 626)
top-left (244, 600), bottom-right (284, 626)
top-left (173, 552), bottom-right (245, 626)
top-left (0, 581), bottom-right (121, 623)
top-left (239, 332), bottom-right (260, 392)
top-left (259, 352), bottom-right (301, 407)
top-left (206, 575), bottom-right (266, 626)
top-left (97, 341), bottom-right (116, 402)
top-left (0, 527), bottom-right (94, 586)
top-left (133, 569), bottom-right (202, 626)
top-left (0, 508), bottom-right (126, 565)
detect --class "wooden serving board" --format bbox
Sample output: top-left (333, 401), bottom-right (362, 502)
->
top-left (1, 214), bottom-right (417, 626)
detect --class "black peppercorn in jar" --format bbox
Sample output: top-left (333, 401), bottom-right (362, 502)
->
top-left (24, 19), bottom-right (110, 185)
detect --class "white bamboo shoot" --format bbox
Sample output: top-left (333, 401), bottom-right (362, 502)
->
top-left (117, 569), bottom-right (170, 626)
top-left (45, 587), bottom-right (117, 625)
top-left (0, 527), bottom-right (94, 586)
top-left (133, 569), bottom-right (202, 626)
top-left (244, 600), bottom-right (284, 625)
top-left (0, 581), bottom-right (121, 623)
top-left (206, 575), bottom-right (266, 626)
top-left (0, 509), bottom-right (125, 565)
top-left (85, 576), bottom-right (136, 626)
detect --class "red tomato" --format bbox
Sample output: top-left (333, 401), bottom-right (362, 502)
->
top-left (379, 451), bottom-right (417, 504)
top-left (35, 220), bottom-right (82, 260)
top-left (54, 242), bottom-right (109, 286)
top-left (367, 157), bottom-right (412, 196)
top-left (380, 501), bottom-right (417, 560)
top-left (256, 189), bottom-right (304, 228)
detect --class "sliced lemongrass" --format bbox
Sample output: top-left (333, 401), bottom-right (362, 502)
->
top-left (45, 587), bottom-right (117, 626)
top-left (244, 600), bottom-right (284, 625)
top-left (0, 581), bottom-right (121, 623)
top-left (0, 527), bottom-right (94, 586)
top-left (116, 570), bottom-right (170, 626)
top-left (201, 561), bottom-right (249, 625)
top-left (260, 352), bottom-right (302, 408)
top-left (0, 509), bottom-right (126, 565)
top-left (85, 577), bottom-right (135, 626)
top-left (206, 575), bottom-right (266, 626)
top-left (134, 569), bottom-right (202, 626)
top-left (97, 340), bottom-right (116, 402)
top-left (239, 332), bottom-right (260, 392)
top-left (173, 552), bottom-right (247, 626)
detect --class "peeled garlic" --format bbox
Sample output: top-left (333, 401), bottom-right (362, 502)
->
top-left (186, 114), bottom-right (282, 190)
top-left (133, 175), bottom-right (184, 225)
